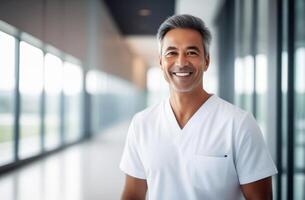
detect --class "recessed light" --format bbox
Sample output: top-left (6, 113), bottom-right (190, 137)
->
top-left (139, 9), bottom-right (151, 16)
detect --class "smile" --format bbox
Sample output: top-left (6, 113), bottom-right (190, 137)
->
top-left (172, 72), bottom-right (193, 77)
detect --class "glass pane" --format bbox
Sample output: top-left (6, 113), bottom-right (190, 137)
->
top-left (243, 55), bottom-right (254, 112)
top-left (281, 0), bottom-right (288, 198)
top-left (44, 53), bottom-right (62, 150)
top-left (234, 57), bottom-right (243, 106)
top-left (294, 0), bottom-right (305, 199)
top-left (234, 0), bottom-right (254, 113)
top-left (241, 0), bottom-right (253, 56)
top-left (255, 54), bottom-right (267, 134)
top-left (0, 31), bottom-right (15, 165)
top-left (256, 0), bottom-right (268, 140)
top-left (86, 70), bottom-right (103, 134)
top-left (19, 41), bottom-right (43, 159)
top-left (147, 67), bottom-right (169, 106)
top-left (294, 48), bottom-right (305, 200)
top-left (281, 51), bottom-right (288, 199)
top-left (63, 62), bottom-right (83, 142)
top-left (234, 56), bottom-right (254, 112)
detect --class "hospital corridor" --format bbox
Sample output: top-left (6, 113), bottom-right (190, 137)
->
top-left (0, 0), bottom-right (305, 199)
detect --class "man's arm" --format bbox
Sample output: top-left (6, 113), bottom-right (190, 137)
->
top-left (121, 175), bottom-right (147, 200)
top-left (240, 177), bottom-right (273, 200)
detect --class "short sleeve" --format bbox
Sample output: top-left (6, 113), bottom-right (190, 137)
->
top-left (235, 113), bottom-right (278, 185)
top-left (119, 117), bottom-right (146, 179)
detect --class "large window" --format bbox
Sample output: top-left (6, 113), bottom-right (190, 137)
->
top-left (280, 0), bottom-right (289, 198)
top-left (281, 49), bottom-right (288, 199)
top-left (294, 47), bottom-right (305, 199)
top-left (63, 62), bottom-right (83, 142)
top-left (255, 0), bottom-right (268, 137)
top-left (234, 56), bottom-right (254, 112)
top-left (86, 70), bottom-right (143, 131)
top-left (215, 0), bottom-right (305, 199)
top-left (0, 31), bottom-right (15, 165)
top-left (234, 0), bottom-right (255, 113)
top-left (0, 19), bottom-right (145, 175)
top-left (294, 0), bottom-right (305, 198)
top-left (146, 67), bottom-right (169, 106)
top-left (19, 41), bottom-right (43, 159)
top-left (44, 53), bottom-right (63, 150)
top-left (234, 0), bottom-right (269, 139)
top-left (86, 70), bottom-right (104, 134)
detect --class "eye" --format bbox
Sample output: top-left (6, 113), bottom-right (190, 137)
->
top-left (165, 51), bottom-right (178, 57)
top-left (186, 51), bottom-right (199, 56)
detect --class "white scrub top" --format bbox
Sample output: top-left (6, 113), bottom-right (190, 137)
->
top-left (120, 95), bottom-right (277, 200)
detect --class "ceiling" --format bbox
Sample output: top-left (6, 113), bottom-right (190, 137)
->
top-left (104, 0), bottom-right (224, 67)
top-left (104, 0), bottom-right (175, 35)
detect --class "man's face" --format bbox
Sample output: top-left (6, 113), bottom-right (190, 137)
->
top-left (159, 28), bottom-right (209, 93)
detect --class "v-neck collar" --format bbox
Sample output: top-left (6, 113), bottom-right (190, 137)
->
top-left (164, 94), bottom-right (216, 133)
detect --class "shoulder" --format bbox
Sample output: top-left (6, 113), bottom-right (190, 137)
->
top-left (210, 95), bottom-right (257, 140)
top-left (131, 100), bottom-right (165, 126)
top-left (212, 97), bottom-right (262, 144)
top-left (212, 95), bottom-right (249, 122)
top-left (127, 100), bottom-right (165, 143)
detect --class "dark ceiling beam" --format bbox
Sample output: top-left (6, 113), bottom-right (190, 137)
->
top-left (104, 0), bottom-right (175, 35)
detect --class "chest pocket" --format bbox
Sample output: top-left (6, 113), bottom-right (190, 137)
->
top-left (188, 154), bottom-right (230, 198)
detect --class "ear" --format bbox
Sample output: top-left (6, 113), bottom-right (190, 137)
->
top-left (203, 55), bottom-right (210, 71)
top-left (159, 55), bottom-right (163, 70)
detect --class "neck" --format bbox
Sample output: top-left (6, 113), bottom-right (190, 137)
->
top-left (169, 87), bottom-right (211, 129)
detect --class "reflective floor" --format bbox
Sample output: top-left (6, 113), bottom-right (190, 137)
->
top-left (0, 120), bottom-right (129, 200)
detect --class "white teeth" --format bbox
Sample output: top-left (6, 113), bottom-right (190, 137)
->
top-left (174, 72), bottom-right (191, 77)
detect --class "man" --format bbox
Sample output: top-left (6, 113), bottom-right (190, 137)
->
top-left (120, 14), bottom-right (277, 200)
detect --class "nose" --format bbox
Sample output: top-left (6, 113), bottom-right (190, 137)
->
top-left (176, 53), bottom-right (189, 67)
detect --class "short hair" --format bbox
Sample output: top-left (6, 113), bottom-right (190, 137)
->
top-left (157, 14), bottom-right (212, 57)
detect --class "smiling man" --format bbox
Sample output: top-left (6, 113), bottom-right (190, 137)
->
top-left (120, 14), bottom-right (277, 200)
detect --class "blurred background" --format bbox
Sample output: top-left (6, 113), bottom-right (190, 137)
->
top-left (0, 0), bottom-right (304, 199)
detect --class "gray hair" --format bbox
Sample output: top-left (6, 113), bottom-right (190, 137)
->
top-left (157, 14), bottom-right (212, 57)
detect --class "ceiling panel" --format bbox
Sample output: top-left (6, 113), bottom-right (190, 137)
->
top-left (104, 0), bottom-right (175, 35)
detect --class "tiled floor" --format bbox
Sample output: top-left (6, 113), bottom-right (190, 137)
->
top-left (0, 120), bottom-right (130, 200)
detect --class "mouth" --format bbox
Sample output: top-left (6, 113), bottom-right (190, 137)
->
top-left (172, 72), bottom-right (193, 77)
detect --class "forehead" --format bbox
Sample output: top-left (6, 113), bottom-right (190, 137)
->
top-left (162, 28), bottom-right (204, 50)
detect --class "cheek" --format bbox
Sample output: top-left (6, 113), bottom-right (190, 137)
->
top-left (161, 60), bottom-right (172, 71)
top-left (160, 64), bottom-right (170, 76)
top-left (193, 61), bottom-right (205, 72)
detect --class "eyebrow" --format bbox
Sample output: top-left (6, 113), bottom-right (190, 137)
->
top-left (164, 46), bottom-right (201, 52)
top-left (164, 46), bottom-right (178, 52)
top-left (187, 46), bottom-right (201, 52)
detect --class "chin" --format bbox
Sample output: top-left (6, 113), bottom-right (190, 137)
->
top-left (169, 81), bottom-right (203, 94)
top-left (171, 86), bottom-right (195, 93)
